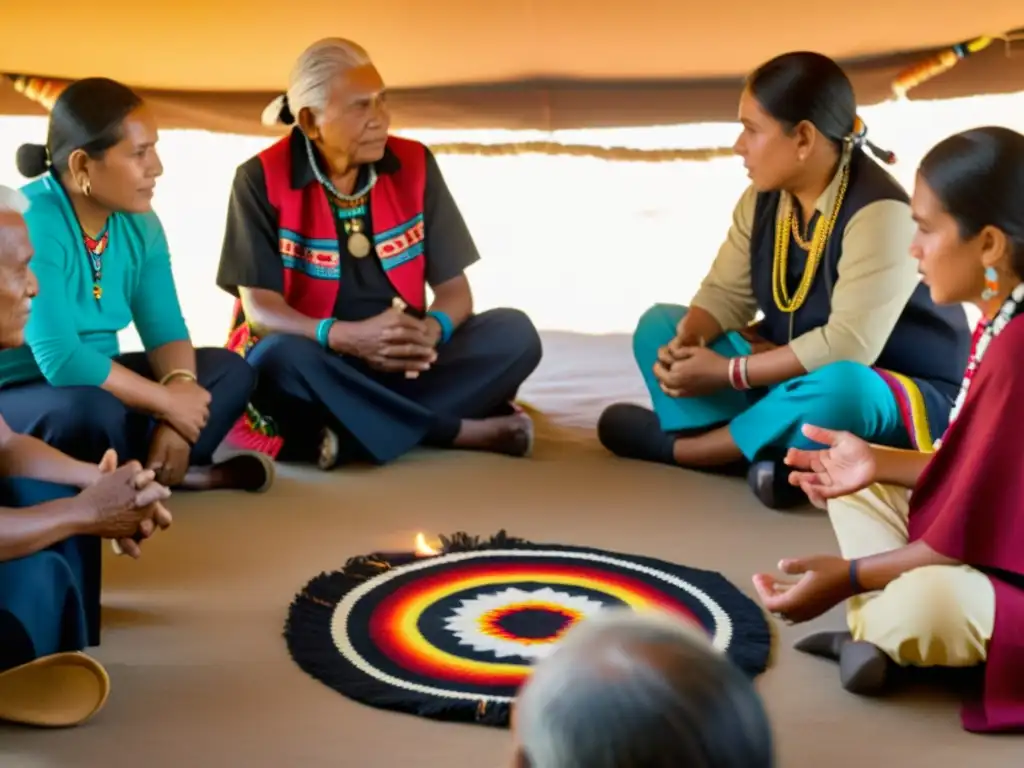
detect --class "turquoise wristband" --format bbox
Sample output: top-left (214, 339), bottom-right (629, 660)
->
top-left (316, 318), bottom-right (336, 348)
top-left (426, 310), bottom-right (454, 344)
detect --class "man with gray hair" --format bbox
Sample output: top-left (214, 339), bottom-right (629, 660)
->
top-left (216, 38), bottom-right (543, 469)
top-left (0, 185), bottom-right (35, 349)
top-left (511, 609), bottom-right (775, 768)
top-left (0, 186), bottom-right (171, 728)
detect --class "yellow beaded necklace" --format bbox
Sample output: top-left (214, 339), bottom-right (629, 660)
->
top-left (771, 160), bottom-right (850, 313)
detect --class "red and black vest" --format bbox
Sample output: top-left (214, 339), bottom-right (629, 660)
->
top-left (224, 134), bottom-right (429, 456)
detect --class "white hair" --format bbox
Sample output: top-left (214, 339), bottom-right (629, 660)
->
top-left (261, 38), bottom-right (372, 127)
top-left (514, 609), bottom-right (775, 768)
top-left (0, 185), bottom-right (29, 215)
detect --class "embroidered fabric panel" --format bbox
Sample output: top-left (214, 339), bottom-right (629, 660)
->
top-left (279, 230), bottom-right (341, 280)
top-left (376, 215), bottom-right (426, 272)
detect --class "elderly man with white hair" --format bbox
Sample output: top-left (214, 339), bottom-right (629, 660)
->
top-left (510, 610), bottom-right (775, 768)
top-left (216, 37), bottom-right (543, 469)
top-left (0, 185), bottom-right (172, 728)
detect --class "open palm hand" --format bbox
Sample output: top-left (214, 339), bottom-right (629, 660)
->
top-left (784, 425), bottom-right (876, 509)
top-left (753, 554), bottom-right (852, 623)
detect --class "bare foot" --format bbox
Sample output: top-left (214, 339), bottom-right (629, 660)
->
top-left (179, 452), bottom-right (275, 492)
top-left (452, 412), bottom-right (534, 457)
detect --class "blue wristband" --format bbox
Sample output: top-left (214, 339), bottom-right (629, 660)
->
top-left (426, 310), bottom-right (454, 344)
top-left (848, 559), bottom-right (863, 594)
top-left (316, 318), bottom-right (336, 348)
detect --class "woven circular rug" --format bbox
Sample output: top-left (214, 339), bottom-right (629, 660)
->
top-left (284, 531), bottom-right (771, 727)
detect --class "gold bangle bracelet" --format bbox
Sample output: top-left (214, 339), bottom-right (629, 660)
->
top-left (159, 369), bottom-right (197, 386)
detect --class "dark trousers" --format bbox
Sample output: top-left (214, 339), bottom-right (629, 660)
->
top-left (0, 347), bottom-right (255, 466)
top-left (0, 479), bottom-right (100, 672)
top-left (246, 308), bottom-right (543, 464)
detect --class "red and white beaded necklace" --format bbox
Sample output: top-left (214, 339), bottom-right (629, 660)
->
top-left (945, 281), bottom-right (1024, 434)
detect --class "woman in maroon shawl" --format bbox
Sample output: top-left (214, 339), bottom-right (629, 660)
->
top-left (752, 126), bottom-right (1024, 734)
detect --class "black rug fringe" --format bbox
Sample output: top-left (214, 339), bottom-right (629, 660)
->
top-left (284, 531), bottom-right (772, 728)
top-left (435, 529), bottom-right (529, 554)
top-left (327, 529), bottom-right (532, 594)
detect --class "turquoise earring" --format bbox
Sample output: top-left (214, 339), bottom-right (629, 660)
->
top-left (982, 267), bottom-right (999, 301)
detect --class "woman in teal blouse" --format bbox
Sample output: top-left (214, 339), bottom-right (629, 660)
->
top-left (0, 77), bottom-right (272, 493)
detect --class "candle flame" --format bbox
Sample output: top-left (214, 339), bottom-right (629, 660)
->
top-left (415, 533), bottom-right (439, 556)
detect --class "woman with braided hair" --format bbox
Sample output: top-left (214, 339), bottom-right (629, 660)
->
top-left (599, 51), bottom-right (971, 509)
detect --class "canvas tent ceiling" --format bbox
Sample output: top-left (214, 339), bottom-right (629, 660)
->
top-left (0, 1), bottom-right (1022, 135)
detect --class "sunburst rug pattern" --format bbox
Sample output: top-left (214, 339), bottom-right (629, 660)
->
top-left (284, 531), bottom-right (771, 726)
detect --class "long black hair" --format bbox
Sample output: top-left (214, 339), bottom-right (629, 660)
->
top-left (747, 51), bottom-right (894, 164)
top-left (918, 126), bottom-right (1024, 277)
top-left (15, 77), bottom-right (143, 178)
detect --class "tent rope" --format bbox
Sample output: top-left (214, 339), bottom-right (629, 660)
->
top-left (6, 74), bottom-right (737, 163)
top-left (426, 142), bottom-right (734, 162)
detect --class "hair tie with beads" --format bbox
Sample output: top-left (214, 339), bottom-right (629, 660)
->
top-left (846, 115), bottom-right (897, 165)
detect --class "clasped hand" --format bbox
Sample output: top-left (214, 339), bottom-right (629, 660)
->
top-left (82, 449), bottom-right (173, 559)
top-left (653, 335), bottom-right (729, 397)
top-left (340, 306), bottom-right (441, 374)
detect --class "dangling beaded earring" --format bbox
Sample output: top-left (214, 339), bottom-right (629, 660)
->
top-left (981, 266), bottom-right (999, 301)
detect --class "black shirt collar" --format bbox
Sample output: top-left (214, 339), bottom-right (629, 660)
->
top-left (289, 127), bottom-right (400, 190)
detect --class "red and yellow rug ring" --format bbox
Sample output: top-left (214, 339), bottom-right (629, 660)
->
top-left (285, 532), bottom-right (771, 726)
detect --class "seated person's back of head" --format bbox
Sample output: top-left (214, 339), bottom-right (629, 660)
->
top-left (511, 609), bottom-right (774, 768)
